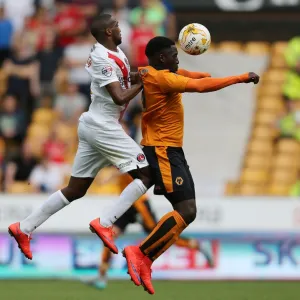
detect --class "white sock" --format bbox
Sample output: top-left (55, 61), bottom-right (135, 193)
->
top-left (100, 179), bottom-right (147, 227)
top-left (20, 190), bottom-right (69, 235)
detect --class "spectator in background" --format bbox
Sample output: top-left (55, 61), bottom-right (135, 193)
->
top-left (3, 36), bottom-right (40, 124)
top-left (0, 6), bottom-right (13, 67)
top-left (29, 157), bottom-right (66, 193)
top-left (71, 0), bottom-right (100, 24)
top-left (54, 1), bottom-right (87, 50)
top-left (0, 0), bottom-right (35, 32)
top-left (39, 94), bottom-right (54, 108)
top-left (129, 12), bottom-right (155, 68)
top-left (63, 31), bottom-right (92, 100)
top-left (103, 0), bottom-right (132, 55)
top-left (130, 0), bottom-right (168, 37)
top-left (283, 36), bottom-right (300, 103)
top-left (37, 30), bottom-right (61, 98)
top-left (24, 5), bottom-right (54, 53)
top-left (3, 140), bottom-right (38, 192)
top-left (162, 0), bottom-right (177, 40)
top-left (43, 125), bottom-right (67, 166)
top-left (0, 94), bottom-right (26, 144)
top-left (54, 82), bottom-right (87, 124)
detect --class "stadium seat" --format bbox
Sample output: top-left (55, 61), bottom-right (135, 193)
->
top-left (7, 181), bottom-right (35, 194)
top-left (239, 183), bottom-right (264, 196)
top-left (276, 139), bottom-right (300, 154)
top-left (270, 169), bottom-right (298, 184)
top-left (248, 140), bottom-right (273, 155)
top-left (0, 137), bottom-right (5, 158)
top-left (271, 41), bottom-right (288, 56)
top-left (257, 83), bottom-right (283, 97)
top-left (218, 41), bottom-right (243, 53)
top-left (224, 181), bottom-right (238, 195)
top-left (32, 108), bottom-right (56, 126)
top-left (244, 153), bottom-right (272, 169)
top-left (257, 96), bottom-right (285, 113)
top-left (240, 169), bottom-right (268, 184)
top-left (54, 123), bottom-right (77, 144)
top-left (92, 184), bottom-right (120, 195)
top-left (268, 183), bottom-right (291, 196)
top-left (26, 137), bottom-right (45, 158)
top-left (262, 69), bottom-right (287, 84)
top-left (254, 110), bottom-right (278, 126)
top-left (270, 54), bottom-right (287, 69)
top-left (244, 42), bottom-right (270, 55)
top-left (273, 154), bottom-right (300, 170)
top-left (27, 124), bottom-right (51, 141)
top-left (252, 126), bottom-right (276, 140)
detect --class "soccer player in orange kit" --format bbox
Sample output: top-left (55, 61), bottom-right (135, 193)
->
top-left (120, 36), bottom-right (259, 294)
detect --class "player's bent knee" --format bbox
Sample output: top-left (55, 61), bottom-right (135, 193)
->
top-left (128, 166), bottom-right (153, 189)
top-left (176, 200), bottom-right (197, 225)
top-left (61, 187), bottom-right (87, 202)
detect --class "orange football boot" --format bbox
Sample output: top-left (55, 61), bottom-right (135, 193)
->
top-left (89, 218), bottom-right (118, 254)
top-left (8, 222), bottom-right (32, 260)
top-left (123, 245), bottom-right (154, 294)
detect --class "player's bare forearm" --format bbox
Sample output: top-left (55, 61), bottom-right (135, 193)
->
top-left (185, 72), bottom-right (259, 93)
top-left (130, 72), bottom-right (141, 84)
top-left (106, 81), bottom-right (143, 106)
top-left (177, 69), bottom-right (211, 79)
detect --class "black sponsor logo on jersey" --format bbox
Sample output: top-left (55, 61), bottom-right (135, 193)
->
top-left (118, 160), bottom-right (133, 170)
top-left (118, 76), bottom-right (128, 88)
top-left (102, 65), bottom-right (113, 77)
top-left (124, 58), bottom-right (130, 66)
top-left (137, 153), bottom-right (146, 162)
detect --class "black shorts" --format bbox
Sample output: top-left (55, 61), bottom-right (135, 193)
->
top-left (114, 198), bottom-right (157, 234)
top-left (143, 146), bottom-right (196, 204)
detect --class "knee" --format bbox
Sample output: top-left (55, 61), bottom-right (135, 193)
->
top-left (130, 166), bottom-right (153, 189)
top-left (62, 186), bottom-right (87, 202)
top-left (179, 202), bottom-right (197, 225)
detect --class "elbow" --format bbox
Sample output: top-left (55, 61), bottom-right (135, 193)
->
top-left (112, 96), bottom-right (125, 106)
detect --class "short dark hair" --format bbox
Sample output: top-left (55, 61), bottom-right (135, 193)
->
top-left (90, 14), bottom-right (112, 39)
top-left (145, 36), bottom-right (175, 58)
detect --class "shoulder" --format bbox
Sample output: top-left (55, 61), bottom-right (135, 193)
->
top-left (91, 44), bottom-right (110, 62)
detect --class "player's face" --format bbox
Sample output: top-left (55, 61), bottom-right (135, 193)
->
top-left (161, 46), bottom-right (179, 73)
top-left (109, 18), bottom-right (122, 46)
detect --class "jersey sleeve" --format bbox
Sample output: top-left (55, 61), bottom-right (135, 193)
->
top-left (88, 56), bottom-right (119, 88)
top-left (157, 71), bottom-right (190, 93)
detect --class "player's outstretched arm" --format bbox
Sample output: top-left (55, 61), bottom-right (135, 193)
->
top-left (185, 72), bottom-right (260, 93)
top-left (177, 69), bottom-right (211, 79)
top-left (106, 81), bottom-right (143, 106)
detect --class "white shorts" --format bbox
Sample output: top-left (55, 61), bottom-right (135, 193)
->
top-left (71, 121), bottom-right (148, 178)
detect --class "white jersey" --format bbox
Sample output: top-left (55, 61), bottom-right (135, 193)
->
top-left (80, 43), bottom-right (131, 128)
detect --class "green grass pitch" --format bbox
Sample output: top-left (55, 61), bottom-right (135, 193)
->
top-left (1, 280), bottom-right (299, 300)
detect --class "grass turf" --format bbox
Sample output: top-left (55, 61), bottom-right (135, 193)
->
top-left (1, 280), bottom-right (299, 300)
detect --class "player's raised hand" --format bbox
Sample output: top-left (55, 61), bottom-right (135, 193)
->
top-left (246, 72), bottom-right (260, 84)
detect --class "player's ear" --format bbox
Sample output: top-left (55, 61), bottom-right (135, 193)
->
top-left (159, 53), bottom-right (165, 63)
top-left (106, 28), bottom-right (112, 36)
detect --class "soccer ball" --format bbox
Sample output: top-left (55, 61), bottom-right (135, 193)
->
top-left (178, 23), bottom-right (211, 55)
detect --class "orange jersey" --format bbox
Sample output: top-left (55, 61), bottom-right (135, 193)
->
top-left (139, 66), bottom-right (190, 147)
top-left (139, 66), bottom-right (249, 147)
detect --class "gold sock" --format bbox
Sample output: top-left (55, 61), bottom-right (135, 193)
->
top-left (139, 211), bottom-right (187, 260)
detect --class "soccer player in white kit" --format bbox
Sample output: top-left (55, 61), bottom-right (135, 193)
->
top-left (8, 14), bottom-right (153, 259)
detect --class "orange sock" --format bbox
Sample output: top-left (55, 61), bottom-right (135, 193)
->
top-left (175, 238), bottom-right (190, 248)
top-left (139, 211), bottom-right (187, 261)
